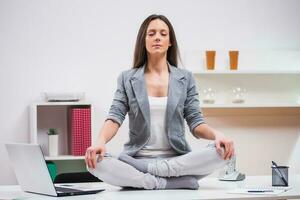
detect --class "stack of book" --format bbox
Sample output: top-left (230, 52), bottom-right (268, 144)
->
top-left (68, 107), bottom-right (91, 156)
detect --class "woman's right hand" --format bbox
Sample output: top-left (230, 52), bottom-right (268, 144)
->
top-left (85, 144), bottom-right (106, 169)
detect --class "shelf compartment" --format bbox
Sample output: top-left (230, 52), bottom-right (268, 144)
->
top-left (194, 73), bottom-right (300, 107)
top-left (30, 102), bottom-right (92, 158)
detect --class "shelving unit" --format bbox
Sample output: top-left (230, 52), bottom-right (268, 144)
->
top-left (185, 50), bottom-right (300, 175)
top-left (30, 101), bottom-right (92, 161)
top-left (192, 70), bottom-right (300, 112)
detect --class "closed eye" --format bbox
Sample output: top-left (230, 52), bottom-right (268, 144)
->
top-left (147, 29), bottom-right (169, 37)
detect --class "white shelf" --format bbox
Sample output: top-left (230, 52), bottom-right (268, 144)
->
top-left (192, 70), bottom-right (300, 75)
top-left (32, 101), bottom-right (92, 106)
top-left (45, 155), bottom-right (85, 161)
top-left (201, 103), bottom-right (300, 108)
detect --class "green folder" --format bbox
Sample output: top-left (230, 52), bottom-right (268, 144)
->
top-left (46, 161), bottom-right (57, 181)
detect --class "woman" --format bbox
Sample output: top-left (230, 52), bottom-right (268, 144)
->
top-left (85, 14), bottom-right (234, 190)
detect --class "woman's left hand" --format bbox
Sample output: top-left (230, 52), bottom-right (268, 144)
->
top-left (215, 133), bottom-right (234, 160)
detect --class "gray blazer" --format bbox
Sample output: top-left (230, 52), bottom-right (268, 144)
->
top-left (106, 64), bottom-right (205, 156)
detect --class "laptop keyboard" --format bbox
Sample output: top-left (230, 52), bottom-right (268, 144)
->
top-left (55, 186), bottom-right (82, 193)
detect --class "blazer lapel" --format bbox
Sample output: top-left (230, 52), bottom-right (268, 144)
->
top-left (166, 65), bottom-right (186, 128)
top-left (130, 65), bottom-right (151, 127)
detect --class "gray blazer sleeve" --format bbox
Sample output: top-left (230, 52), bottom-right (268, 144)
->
top-left (184, 72), bottom-right (205, 132)
top-left (106, 72), bottom-right (129, 126)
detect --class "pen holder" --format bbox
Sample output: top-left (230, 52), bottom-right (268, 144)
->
top-left (272, 166), bottom-right (289, 186)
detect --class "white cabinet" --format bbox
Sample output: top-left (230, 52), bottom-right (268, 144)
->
top-left (30, 101), bottom-right (93, 161)
top-left (192, 70), bottom-right (300, 115)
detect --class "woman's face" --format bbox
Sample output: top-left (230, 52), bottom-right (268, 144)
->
top-left (145, 19), bottom-right (171, 56)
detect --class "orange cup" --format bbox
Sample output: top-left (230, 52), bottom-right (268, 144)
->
top-left (229, 51), bottom-right (239, 70)
top-left (206, 51), bottom-right (216, 70)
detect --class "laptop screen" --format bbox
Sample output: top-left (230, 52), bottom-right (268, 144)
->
top-left (6, 143), bottom-right (59, 196)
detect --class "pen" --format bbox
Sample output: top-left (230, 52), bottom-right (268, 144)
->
top-left (248, 190), bottom-right (274, 193)
top-left (272, 161), bottom-right (288, 186)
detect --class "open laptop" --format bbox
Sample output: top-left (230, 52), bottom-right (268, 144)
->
top-left (5, 143), bottom-right (105, 197)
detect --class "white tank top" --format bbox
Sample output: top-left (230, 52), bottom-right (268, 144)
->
top-left (136, 96), bottom-right (176, 158)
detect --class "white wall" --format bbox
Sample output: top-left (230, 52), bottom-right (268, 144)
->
top-left (1, 0), bottom-right (300, 185)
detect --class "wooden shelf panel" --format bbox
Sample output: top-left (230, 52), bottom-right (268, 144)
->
top-left (201, 103), bottom-right (300, 108)
top-left (192, 70), bottom-right (300, 75)
top-left (45, 155), bottom-right (85, 161)
top-left (202, 107), bottom-right (300, 116)
top-left (32, 101), bottom-right (92, 106)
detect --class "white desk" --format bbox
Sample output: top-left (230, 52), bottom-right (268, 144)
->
top-left (1, 175), bottom-right (300, 200)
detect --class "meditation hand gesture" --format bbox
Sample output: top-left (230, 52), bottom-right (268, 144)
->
top-left (214, 132), bottom-right (234, 160)
top-left (85, 143), bottom-right (106, 169)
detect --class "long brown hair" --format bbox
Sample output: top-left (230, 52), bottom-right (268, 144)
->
top-left (133, 14), bottom-right (180, 68)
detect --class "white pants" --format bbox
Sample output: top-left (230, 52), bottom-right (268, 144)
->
top-left (88, 144), bottom-right (228, 189)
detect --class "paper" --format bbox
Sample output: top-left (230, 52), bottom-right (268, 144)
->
top-left (229, 189), bottom-right (284, 195)
top-left (228, 186), bottom-right (291, 195)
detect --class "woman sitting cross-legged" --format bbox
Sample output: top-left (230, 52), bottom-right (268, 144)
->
top-left (85, 14), bottom-right (234, 190)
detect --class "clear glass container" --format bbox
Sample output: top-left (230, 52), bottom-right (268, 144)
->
top-left (202, 88), bottom-right (216, 104)
top-left (232, 87), bottom-right (246, 103)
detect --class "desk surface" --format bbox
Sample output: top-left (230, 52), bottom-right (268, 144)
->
top-left (1, 175), bottom-right (300, 200)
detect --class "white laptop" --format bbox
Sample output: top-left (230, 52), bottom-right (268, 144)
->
top-left (5, 143), bottom-right (105, 197)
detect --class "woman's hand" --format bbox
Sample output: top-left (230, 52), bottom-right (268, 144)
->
top-left (85, 144), bottom-right (106, 169)
top-left (215, 133), bottom-right (234, 160)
